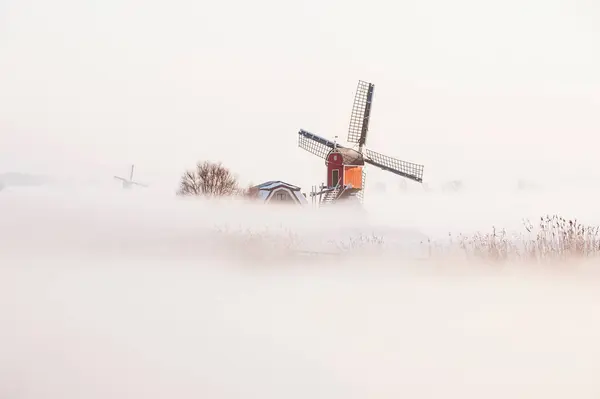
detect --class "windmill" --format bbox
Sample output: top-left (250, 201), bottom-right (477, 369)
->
top-left (113, 164), bottom-right (147, 189)
top-left (298, 80), bottom-right (424, 205)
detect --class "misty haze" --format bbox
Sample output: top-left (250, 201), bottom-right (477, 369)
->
top-left (2, 0), bottom-right (600, 397)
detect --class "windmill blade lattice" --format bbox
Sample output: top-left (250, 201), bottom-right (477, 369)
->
top-left (347, 81), bottom-right (374, 146)
top-left (298, 129), bottom-right (338, 159)
top-left (363, 148), bottom-right (424, 182)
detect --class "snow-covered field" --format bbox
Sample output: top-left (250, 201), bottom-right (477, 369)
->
top-left (2, 185), bottom-right (600, 398)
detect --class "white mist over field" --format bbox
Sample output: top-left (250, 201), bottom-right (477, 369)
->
top-left (2, 0), bottom-right (600, 395)
top-left (2, 186), bottom-right (600, 398)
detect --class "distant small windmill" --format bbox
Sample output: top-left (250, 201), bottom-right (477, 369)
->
top-left (298, 80), bottom-right (424, 205)
top-left (114, 164), bottom-right (147, 189)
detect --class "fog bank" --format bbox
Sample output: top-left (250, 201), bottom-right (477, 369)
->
top-left (2, 187), bottom-right (600, 397)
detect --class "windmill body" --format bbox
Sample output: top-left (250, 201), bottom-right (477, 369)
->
top-left (298, 81), bottom-right (424, 205)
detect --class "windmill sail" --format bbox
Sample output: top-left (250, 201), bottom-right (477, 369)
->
top-left (298, 129), bottom-right (340, 159)
top-left (363, 148), bottom-right (424, 183)
top-left (114, 164), bottom-right (148, 188)
top-left (347, 81), bottom-right (374, 147)
top-left (356, 168), bottom-right (367, 203)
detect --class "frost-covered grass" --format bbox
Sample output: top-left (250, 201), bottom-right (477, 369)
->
top-left (208, 214), bottom-right (600, 266)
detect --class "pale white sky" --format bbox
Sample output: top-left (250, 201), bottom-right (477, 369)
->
top-left (1, 0), bottom-right (599, 191)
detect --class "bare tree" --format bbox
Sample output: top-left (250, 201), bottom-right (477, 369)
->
top-left (177, 161), bottom-right (239, 197)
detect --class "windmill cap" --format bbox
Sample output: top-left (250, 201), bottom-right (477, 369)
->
top-left (328, 148), bottom-right (364, 166)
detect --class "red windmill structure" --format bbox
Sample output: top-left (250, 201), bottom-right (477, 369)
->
top-left (298, 80), bottom-right (425, 205)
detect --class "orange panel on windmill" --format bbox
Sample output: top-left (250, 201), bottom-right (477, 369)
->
top-left (343, 166), bottom-right (363, 189)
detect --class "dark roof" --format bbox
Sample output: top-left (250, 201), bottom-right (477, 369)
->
top-left (329, 148), bottom-right (364, 166)
top-left (252, 180), bottom-right (301, 191)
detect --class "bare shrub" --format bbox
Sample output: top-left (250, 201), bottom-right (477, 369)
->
top-left (177, 161), bottom-right (239, 197)
top-left (239, 183), bottom-right (257, 198)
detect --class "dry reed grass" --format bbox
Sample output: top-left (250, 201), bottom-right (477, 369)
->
top-left (429, 215), bottom-right (600, 264)
top-left (206, 214), bottom-right (600, 265)
top-left (209, 225), bottom-right (388, 263)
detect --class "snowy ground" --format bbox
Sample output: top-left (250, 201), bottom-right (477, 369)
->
top-left (2, 185), bottom-right (600, 398)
